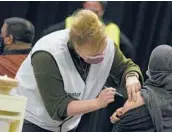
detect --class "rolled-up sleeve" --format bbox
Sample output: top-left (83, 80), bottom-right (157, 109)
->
top-left (31, 51), bottom-right (76, 121)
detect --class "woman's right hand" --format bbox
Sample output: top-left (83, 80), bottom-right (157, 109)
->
top-left (96, 88), bottom-right (116, 108)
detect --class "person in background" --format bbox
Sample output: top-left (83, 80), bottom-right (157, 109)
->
top-left (111, 45), bottom-right (172, 132)
top-left (14, 10), bottom-right (142, 132)
top-left (0, 17), bottom-right (35, 78)
top-left (42, 1), bottom-right (134, 59)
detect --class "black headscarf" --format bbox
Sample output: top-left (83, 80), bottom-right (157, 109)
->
top-left (142, 44), bottom-right (172, 132)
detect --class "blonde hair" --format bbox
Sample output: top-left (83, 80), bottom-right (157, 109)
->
top-left (69, 9), bottom-right (106, 50)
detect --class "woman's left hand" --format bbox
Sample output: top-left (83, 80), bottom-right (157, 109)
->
top-left (126, 76), bottom-right (141, 102)
top-left (110, 107), bottom-right (123, 124)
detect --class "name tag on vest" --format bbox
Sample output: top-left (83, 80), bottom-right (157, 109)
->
top-left (67, 92), bottom-right (81, 98)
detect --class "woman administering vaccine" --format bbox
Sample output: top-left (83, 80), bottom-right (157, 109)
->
top-left (15, 9), bottom-right (143, 132)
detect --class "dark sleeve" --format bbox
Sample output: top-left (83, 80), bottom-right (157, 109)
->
top-left (31, 51), bottom-right (76, 121)
top-left (41, 21), bottom-right (65, 37)
top-left (110, 44), bottom-right (144, 97)
top-left (120, 32), bottom-right (134, 59)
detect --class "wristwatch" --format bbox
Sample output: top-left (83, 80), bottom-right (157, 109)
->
top-left (126, 72), bottom-right (139, 80)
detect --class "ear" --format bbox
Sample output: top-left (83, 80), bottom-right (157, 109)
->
top-left (74, 44), bottom-right (81, 55)
top-left (74, 44), bottom-right (78, 49)
top-left (99, 10), bottom-right (104, 18)
top-left (74, 43), bottom-right (80, 50)
top-left (4, 35), bottom-right (13, 45)
top-left (83, 2), bottom-right (87, 8)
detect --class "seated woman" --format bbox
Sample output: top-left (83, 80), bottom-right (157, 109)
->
top-left (111, 45), bottom-right (172, 132)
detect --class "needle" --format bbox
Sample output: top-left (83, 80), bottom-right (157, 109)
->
top-left (104, 86), bottom-right (124, 98)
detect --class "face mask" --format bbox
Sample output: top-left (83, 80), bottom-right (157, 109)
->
top-left (0, 36), bottom-right (5, 54)
top-left (83, 53), bottom-right (105, 64)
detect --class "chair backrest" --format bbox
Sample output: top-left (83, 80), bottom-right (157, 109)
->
top-left (0, 76), bottom-right (27, 132)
